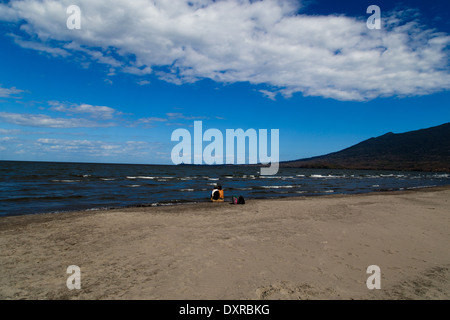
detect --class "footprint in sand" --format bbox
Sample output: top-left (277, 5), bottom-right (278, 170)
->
top-left (256, 281), bottom-right (336, 300)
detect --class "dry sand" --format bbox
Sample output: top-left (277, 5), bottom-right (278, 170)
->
top-left (0, 187), bottom-right (449, 300)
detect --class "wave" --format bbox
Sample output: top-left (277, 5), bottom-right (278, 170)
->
top-left (432, 174), bottom-right (449, 178)
top-left (258, 175), bottom-right (284, 179)
top-left (310, 174), bottom-right (345, 178)
top-left (127, 176), bottom-right (172, 180)
top-left (228, 187), bottom-right (253, 191)
top-left (407, 185), bottom-right (437, 190)
top-left (260, 185), bottom-right (296, 189)
top-left (68, 174), bottom-right (91, 178)
top-left (1, 194), bottom-right (84, 202)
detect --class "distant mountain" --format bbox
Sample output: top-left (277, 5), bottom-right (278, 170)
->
top-left (281, 122), bottom-right (450, 172)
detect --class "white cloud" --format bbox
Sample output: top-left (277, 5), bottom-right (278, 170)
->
top-left (133, 112), bottom-right (205, 127)
top-left (0, 128), bottom-right (87, 136)
top-left (0, 0), bottom-right (449, 101)
top-left (137, 117), bottom-right (167, 123)
top-left (122, 66), bottom-right (152, 75)
top-left (48, 101), bottom-right (119, 120)
top-left (0, 129), bottom-right (22, 134)
top-left (0, 3), bottom-right (20, 22)
top-left (0, 85), bottom-right (24, 98)
top-left (11, 34), bottom-right (70, 57)
top-left (62, 42), bottom-right (122, 67)
top-left (166, 112), bottom-right (205, 120)
top-left (137, 80), bottom-right (150, 86)
top-left (259, 89), bottom-right (277, 101)
top-left (0, 112), bottom-right (115, 128)
top-left (35, 137), bottom-right (152, 157)
top-left (133, 116), bottom-right (167, 128)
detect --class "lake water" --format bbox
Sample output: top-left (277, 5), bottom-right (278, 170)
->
top-left (1, 160), bottom-right (449, 217)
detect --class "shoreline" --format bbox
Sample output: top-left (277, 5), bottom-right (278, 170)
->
top-left (0, 185), bottom-right (449, 299)
top-left (2, 184), bottom-right (449, 220)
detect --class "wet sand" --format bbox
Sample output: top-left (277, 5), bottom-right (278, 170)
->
top-left (0, 186), bottom-right (449, 300)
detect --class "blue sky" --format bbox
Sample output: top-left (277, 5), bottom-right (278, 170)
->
top-left (0, 0), bottom-right (449, 164)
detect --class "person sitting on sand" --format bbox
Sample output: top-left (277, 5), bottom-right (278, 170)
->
top-left (211, 185), bottom-right (224, 202)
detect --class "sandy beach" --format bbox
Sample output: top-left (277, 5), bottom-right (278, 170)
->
top-left (0, 187), bottom-right (449, 300)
